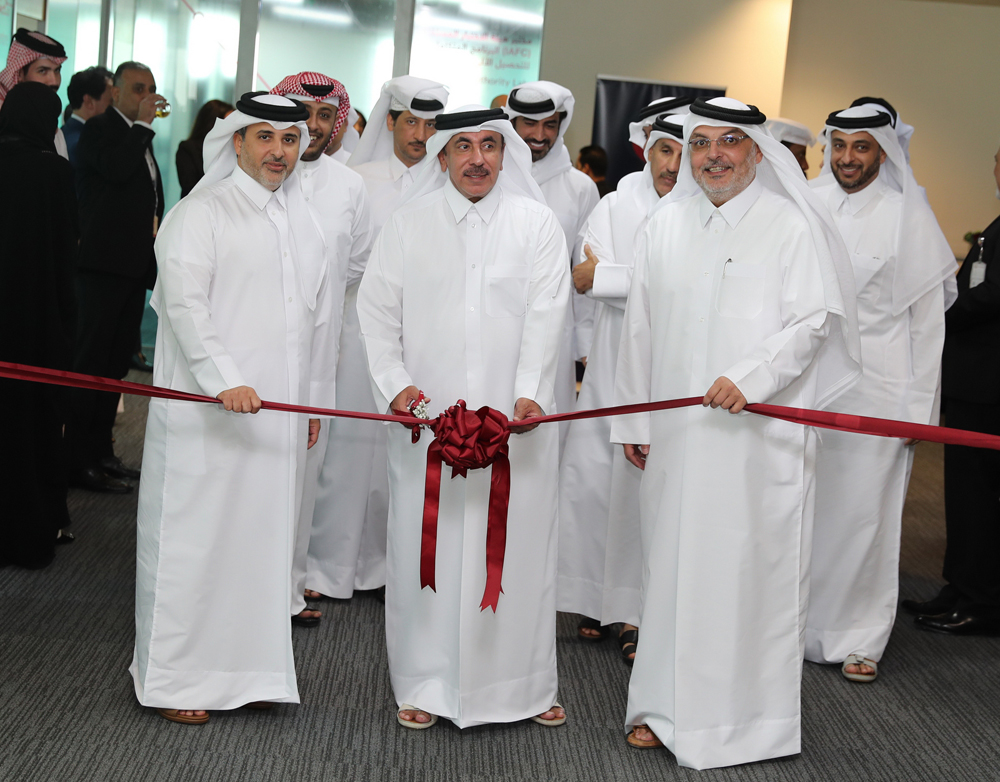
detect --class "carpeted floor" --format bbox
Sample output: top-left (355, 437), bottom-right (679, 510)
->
top-left (1, 376), bottom-right (998, 781)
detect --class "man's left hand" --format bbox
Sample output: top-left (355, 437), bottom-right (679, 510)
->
top-left (572, 244), bottom-right (599, 294)
top-left (307, 418), bottom-right (321, 449)
top-left (511, 398), bottom-right (543, 433)
top-left (703, 376), bottom-right (747, 414)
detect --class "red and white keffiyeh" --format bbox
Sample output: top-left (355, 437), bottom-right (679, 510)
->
top-left (271, 72), bottom-right (350, 152)
top-left (0, 31), bottom-right (67, 104)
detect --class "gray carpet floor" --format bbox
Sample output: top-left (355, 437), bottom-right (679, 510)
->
top-left (1, 375), bottom-right (998, 781)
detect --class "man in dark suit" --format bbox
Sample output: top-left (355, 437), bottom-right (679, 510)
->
top-left (903, 144), bottom-right (1000, 636)
top-left (61, 66), bottom-right (113, 168)
top-left (67, 61), bottom-right (166, 492)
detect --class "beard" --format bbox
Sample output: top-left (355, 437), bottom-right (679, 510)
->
top-left (694, 153), bottom-right (757, 204)
top-left (833, 156), bottom-right (881, 191)
top-left (527, 140), bottom-right (550, 162)
top-left (301, 130), bottom-right (332, 162)
top-left (240, 148), bottom-right (289, 189)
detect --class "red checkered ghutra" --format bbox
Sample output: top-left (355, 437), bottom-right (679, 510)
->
top-left (271, 71), bottom-right (351, 152)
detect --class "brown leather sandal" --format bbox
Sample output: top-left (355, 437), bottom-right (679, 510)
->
top-left (157, 708), bottom-right (209, 725)
top-left (626, 725), bottom-right (663, 748)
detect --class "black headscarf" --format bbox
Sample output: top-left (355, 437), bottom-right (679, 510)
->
top-left (0, 80), bottom-right (61, 152)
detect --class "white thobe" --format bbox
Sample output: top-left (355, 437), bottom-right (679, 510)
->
top-left (132, 166), bottom-right (321, 709)
top-left (806, 176), bottom-right (946, 664)
top-left (357, 179), bottom-right (570, 728)
top-left (353, 154), bottom-right (419, 230)
top-left (330, 145), bottom-right (351, 165)
top-left (309, 154), bottom-right (418, 598)
top-left (557, 170), bottom-right (658, 626)
top-left (612, 177), bottom-right (835, 770)
top-left (535, 166), bottom-right (600, 453)
top-left (289, 155), bottom-right (375, 613)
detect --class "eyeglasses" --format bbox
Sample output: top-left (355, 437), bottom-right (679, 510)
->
top-left (688, 134), bottom-right (750, 152)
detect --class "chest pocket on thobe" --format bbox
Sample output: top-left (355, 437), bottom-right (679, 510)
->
top-left (851, 253), bottom-right (886, 300)
top-left (715, 262), bottom-right (765, 319)
top-left (485, 266), bottom-right (531, 318)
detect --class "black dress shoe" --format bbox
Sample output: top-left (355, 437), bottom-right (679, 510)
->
top-left (99, 456), bottom-right (140, 480)
top-left (71, 467), bottom-right (133, 494)
top-left (901, 586), bottom-right (960, 617)
top-left (131, 352), bottom-right (154, 372)
top-left (914, 609), bottom-right (1000, 637)
top-left (55, 530), bottom-right (75, 545)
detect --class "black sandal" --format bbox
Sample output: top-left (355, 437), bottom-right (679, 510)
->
top-left (291, 607), bottom-right (322, 627)
top-left (619, 628), bottom-right (638, 666)
top-left (577, 615), bottom-right (608, 642)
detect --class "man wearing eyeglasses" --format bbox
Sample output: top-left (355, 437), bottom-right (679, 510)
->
top-left (611, 97), bottom-right (861, 769)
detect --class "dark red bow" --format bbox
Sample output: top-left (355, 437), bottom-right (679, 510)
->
top-left (419, 401), bottom-right (511, 612)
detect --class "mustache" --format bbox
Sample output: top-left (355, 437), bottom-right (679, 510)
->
top-left (700, 158), bottom-right (732, 172)
top-left (527, 137), bottom-right (551, 146)
top-left (409, 140), bottom-right (426, 148)
top-left (463, 165), bottom-right (490, 176)
top-left (263, 155), bottom-right (287, 167)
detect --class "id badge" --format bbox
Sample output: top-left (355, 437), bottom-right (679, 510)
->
top-left (970, 260), bottom-right (987, 287)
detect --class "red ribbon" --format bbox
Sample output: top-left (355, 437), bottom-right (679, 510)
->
top-left (419, 402), bottom-right (511, 612)
top-left (6, 360), bottom-right (1000, 614)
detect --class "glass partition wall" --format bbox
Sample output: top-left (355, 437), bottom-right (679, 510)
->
top-left (411, 0), bottom-right (545, 108)
top-left (257, 0), bottom-right (396, 121)
top-left (108, 0), bottom-right (241, 208)
top-left (37, 0), bottom-right (545, 214)
top-left (27, 0), bottom-right (544, 361)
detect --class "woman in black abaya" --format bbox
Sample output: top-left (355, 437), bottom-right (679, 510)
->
top-left (0, 81), bottom-right (78, 568)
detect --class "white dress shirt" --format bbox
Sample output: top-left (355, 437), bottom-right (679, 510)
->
top-left (353, 153), bottom-right (419, 232)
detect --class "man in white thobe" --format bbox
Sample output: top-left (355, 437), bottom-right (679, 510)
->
top-left (625, 96), bottom-right (693, 160)
top-left (805, 104), bottom-right (956, 681)
top-left (270, 72), bottom-right (376, 622)
top-left (299, 77), bottom-right (450, 603)
top-left (132, 93), bottom-right (326, 724)
top-left (357, 106), bottom-right (570, 730)
top-left (325, 106), bottom-right (360, 164)
top-left (349, 76), bottom-right (450, 227)
top-left (850, 96), bottom-right (914, 162)
top-left (506, 81), bottom-right (600, 452)
top-left (611, 97), bottom-right (861, 769)
top-left (763, 117), bottom-right (815, 176)
top-left (557, 109), bottom-right (689, 656)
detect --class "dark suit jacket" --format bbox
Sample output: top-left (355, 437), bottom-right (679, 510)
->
top-left (60, 116), bottom-right (85, 169)
top-left (175, 137), bottom-right (204, 198)
top-left (76, 108), bottom-right (163, 287)
top-left (943, 213), bottom-right (1000, 404)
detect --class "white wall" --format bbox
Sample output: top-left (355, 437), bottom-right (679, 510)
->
top-left (539, 0), bottom-right (1000, 256)
top-left (780, 0), bottom-right (1000, 255)
top-left (539, 0), bottom-right (794, 167)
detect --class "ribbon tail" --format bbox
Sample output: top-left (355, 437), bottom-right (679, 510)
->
top-left (480, 452), bottom-right (510, 612)
top-left (421, 441), bottom-right (443, 592)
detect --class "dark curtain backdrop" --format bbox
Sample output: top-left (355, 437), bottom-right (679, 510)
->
top-left (592, 78), bottom-right (726, 190)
